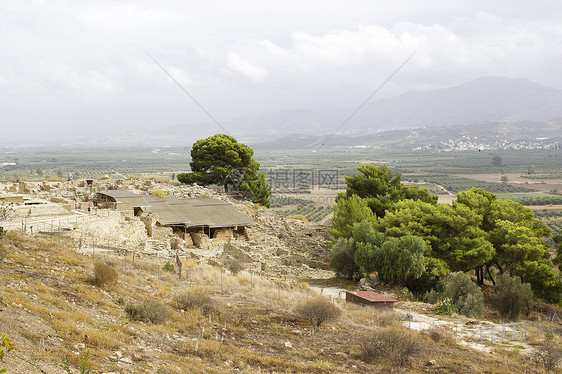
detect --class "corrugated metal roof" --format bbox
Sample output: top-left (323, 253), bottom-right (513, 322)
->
top-left (99, 190), bottom-right (143, 199)
top-left (346, 291), bottom-right (398, 303)
top-left (96, 190), bottom-right (253, 228)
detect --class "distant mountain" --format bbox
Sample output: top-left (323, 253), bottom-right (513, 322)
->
top-left (343, 76), bottom-right (562, 132)
top-left (74, 76), bottom-right (562, 148)
top-left (253, 120), bottom-right (562, 150)
top-left (226, 76), bottom-right (562, 143)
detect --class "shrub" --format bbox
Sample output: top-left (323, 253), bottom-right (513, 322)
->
top-left (533, 341), bottom-right (562, 372)
top-left (294, 296), bottom-right (341, 328)
top-left (286, 214), bottom-right (308, 222)
top-left (361, 327), bottom-right (423, 367)
top-left (150, 189), bottom-right (167, 198)
top-left (423, 289), bottom-right (445, 305)
top-left (0, 333), bottom-right (14, 373)
top-left (125, 301), bottom-right (167, 324)
top-left (93, 262), bottom-right (118, 288)
top-left (433, 298), bottom-right (456, 316)
top-left (491, 274), bottom-right (533, 320)
top-left (446, 272), bottom-right (484, 318)
top-left (423, 326), bottom-right (456, 345)
top-left (329, 238), bottom-right (361, 279)
top-left (374, 310), bottom-right (399, 327)
top-left (162, 262), bottom-right (175, 273)
top-left (173, 289), bottom-right (217, 315)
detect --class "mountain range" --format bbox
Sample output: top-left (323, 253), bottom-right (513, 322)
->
top-left (78, 76), bottom-right (562, 148)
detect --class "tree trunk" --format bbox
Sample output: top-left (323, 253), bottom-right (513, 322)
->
top-left (486, 265), bottom-right (496, 286)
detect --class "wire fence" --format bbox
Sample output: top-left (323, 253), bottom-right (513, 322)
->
top-left (3, 209), bottom-right (111, 234)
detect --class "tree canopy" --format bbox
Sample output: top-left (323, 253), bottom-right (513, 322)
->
top-left (329, 164), bottom-right (562, 302)
top-left (177, 134), bottom-right (271, 207)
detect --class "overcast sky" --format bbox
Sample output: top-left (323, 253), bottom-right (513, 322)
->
top-left (2, 0), bottom-right (562, 144)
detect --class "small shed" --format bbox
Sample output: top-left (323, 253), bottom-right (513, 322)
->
top-left (345, 291), bottom-right (398, 308)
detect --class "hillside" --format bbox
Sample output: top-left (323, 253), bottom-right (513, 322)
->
top-left (2, 231), bottom-right (561, 374)
top-left (253, 120), bottom-right (562, 150)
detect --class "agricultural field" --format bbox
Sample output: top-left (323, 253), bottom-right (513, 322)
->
top-left (533, 209), bottom-right (562, 236)
top-left (275, 206), bottom-right (333, 223)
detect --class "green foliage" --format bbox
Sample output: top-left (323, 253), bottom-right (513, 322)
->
top-left (491, 274), bottom-right (532, 320)
top-left (162, 262), bottom-right (175, 273)
top-left (79, 349), bottom-right (91, 374)
top-left (432, 297), bottom-right (456, 315)
top-left (354, 230), bottom-right (426, 285)
top-left (329, 237), bottom-right (361, 279)
top-left (424, 289), bottom-right (446, 305)
top-left (330, 194), bottom-right (373, 239)
top-left (377, 199), bottom-right (494, 274)
top-left (455, 188), bottom-right (561, 301)
top-left (177, 134), bottom-right (271, 206)
top-left (446, 272), bottom-right (484, 318)
top-left (238, 169), bottom-right (271, 207)
top-left (340, 164), bottom-right (437, 219)
top-left (125, 301), bottom-right (167, 324)
top-left (0, 333), bottom-right (14, 374)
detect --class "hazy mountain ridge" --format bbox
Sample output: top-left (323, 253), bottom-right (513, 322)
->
top-left (254, 120), bottom-right (562, 150)
top-left (48, 76), bottom-right (562, 148)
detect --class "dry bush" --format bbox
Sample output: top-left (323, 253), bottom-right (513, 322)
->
top-left (125, 301), bottom-right (167, 324)
top-left (173, 289), bottom-right (217, 315)
top-left (93, 261), bottom-right (118, 288)
top-left (374, 310), bottom-right (400, 327)
top-left (362, 327), bottom-right (424, 367)
top-left (422, 326), bottom-right (457, 345)
top-left (294, 296), bottom-right (341, 328)
top-left (533, 341), bottom-right (562, 372)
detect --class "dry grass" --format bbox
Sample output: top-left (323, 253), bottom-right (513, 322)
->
top-left (422, 325), bottom-right (457, 345)
top-left (125, 300), bottom-right (168, 324)
top-left (361, 326), bottom-right (424, 367)
top-left (294, 296), bottom-right (341, 327)
top-left (0, 231), bottom-right (558, 373)
top-left (93, 261), bottom-right (118, 288)
top-left (173, 288), bottom-right (217, 315)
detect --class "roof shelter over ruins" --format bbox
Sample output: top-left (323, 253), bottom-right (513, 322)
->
top-left (94, 190), bottom-right (253, 229)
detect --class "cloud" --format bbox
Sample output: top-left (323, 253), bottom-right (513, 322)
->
top-left (1, 2), bottom-right (562, 143)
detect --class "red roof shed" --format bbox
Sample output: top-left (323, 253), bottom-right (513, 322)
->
top-left (345, 291), bottom-right (398, 307)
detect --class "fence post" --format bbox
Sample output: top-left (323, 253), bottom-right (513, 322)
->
top-left (502, 325), bottom-right (505, 343)
top-left (512, 323), bottom-right (516, 340)
top-left (480, 326), bottom-right (483, 342)
top-left (491, 326), bottom-right (495, 343)
top-left (523, 321), bottom-right (527, 340)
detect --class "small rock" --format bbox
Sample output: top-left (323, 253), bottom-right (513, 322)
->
top-left (428, 360), bottom-right (437, 366)
top-left (114, 351), bottom-right (123, 359)
top-left (73, 343), bottom-right (86, 350)
top-left (284, 341), bottom-right (292, 348)
top-left (120, 357), bottom-right (133, 364)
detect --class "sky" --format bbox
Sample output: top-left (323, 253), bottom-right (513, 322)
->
top-left (1, 0), bottom-right (562, 144)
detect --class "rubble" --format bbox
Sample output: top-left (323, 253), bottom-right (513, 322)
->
top-left (0, 178), bottom-right (334, 280)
